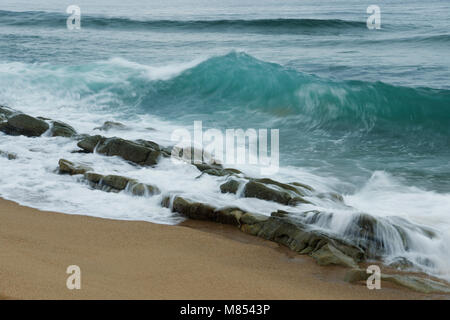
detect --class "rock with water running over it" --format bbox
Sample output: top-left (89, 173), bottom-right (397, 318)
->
top-left (0, 113), bottom-right (49, 137)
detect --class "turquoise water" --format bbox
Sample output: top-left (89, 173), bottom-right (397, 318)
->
top-left (1, 0), bottom-right (450, 279)
top-left (1, 0), bottom-right (449, 191)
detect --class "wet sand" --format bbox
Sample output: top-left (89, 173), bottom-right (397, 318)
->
top-left (0, 198), bottom-right (433, 299)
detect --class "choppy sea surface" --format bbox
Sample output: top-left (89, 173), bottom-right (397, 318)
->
top-left (0, 0), bottom-right (449, 280)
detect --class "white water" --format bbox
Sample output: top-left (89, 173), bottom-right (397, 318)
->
top-left (1, 58), bottom-right (449, 282)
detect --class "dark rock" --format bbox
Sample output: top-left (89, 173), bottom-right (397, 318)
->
top-left (214, 207), bottom-right (244, 226)
top-left (171, 196), bottom-right (216, 221)
top-left (344, 268), bottom-right (369, 283)
top-left (94, 121), bottom-right (127, 131)
top-left (247, 215), bottom-right (364, 261)
top-left (84, 172), bottom-right (104, 184)
top-left (51, 121), bottom-right (77, 138)
top-left (77, 135), bottom-right (161, 166)
top-left (82, 172), bottom-right (160, 195)
top-left (388, 257), bottom-right (415, 270)
top-left (255, 178), bottom-right (311, 196)
top-left (0, 106), bottom-right (15, 118)
top-left (311, 243), bottom-right (358, 268)
top-left (58, 159), bottom-right (93, 175)
top-left (128, 182), bottom-right (160, 196)
top-left (243, 181), bottom-right (293, 205)
top-left (381, 274), bottom-right (450, 294)
top-left (194, 163), bottom-right (223, 172)
top-left (290, 181), bottom-right (315, 192)
top-left (163, 196), bottom-right (243, 226)
top-left (77, 135), bottom-right (105, 153)
top-left (0, 113), bottom-right (49, 137)
top-left (220, 178), bottom-right (241, 194)
top-left (101, 175), bottom-right (138, 191)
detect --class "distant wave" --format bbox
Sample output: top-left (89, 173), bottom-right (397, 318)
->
top-left (1, 51), bottom-right (449, 136)
top-left (0, 10), bottom-right (367, 33)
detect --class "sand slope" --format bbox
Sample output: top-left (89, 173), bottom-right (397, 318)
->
top-left (0, 198), bottom-right (433, 299)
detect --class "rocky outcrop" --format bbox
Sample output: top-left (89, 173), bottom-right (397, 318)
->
top-left (77, 135), bottom-right (161, 166)
top-left (311, 243), bottom-right (358, 268)
top-left (0, 106), bottom-right (15, 120)
top-left (243, 180), bottom-right (310, 205)
top-left (0, 106), bottom-right (77, 138)
top-left (162, 195), bottom-right (244, 226)
top-left (194, 163), bottom-right (242, 177)
top-left (162, 194), bottom-right (364, 268)
top-left (0, 113), bottom-right (49, 137)
top-left (57, 158), bottom-right (160, 196)
top-left (344, 268), bottom-right (450, 294)
top-left (220, 178), bottom-right (242, 194)
top-left (220, 175), bottom-right (313, 207)
top-left (94, 121), bottom-right (127, 131)
top-left (83, 172), bottom-right (160, 196)
top-left (50, 121), bottom-right (77, 138)
top-left (58, 159), bottom-right (93, 175)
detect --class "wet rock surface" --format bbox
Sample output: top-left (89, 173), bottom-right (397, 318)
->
top-left (0, 113), bottom-right (49, 137)
top-left (77, 135), bottom-right (161, 166)
top-left (58, 159), bottom-right (93, 175)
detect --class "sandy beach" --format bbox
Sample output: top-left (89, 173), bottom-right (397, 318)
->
top-left (0, 197), bottom-right (438, 300)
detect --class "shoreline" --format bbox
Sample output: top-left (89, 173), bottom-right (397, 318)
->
top-left (0, 197), bottom-right (443, 300)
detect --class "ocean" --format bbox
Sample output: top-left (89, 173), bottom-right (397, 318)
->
top-left (0, 0), bottom-right (449, 281)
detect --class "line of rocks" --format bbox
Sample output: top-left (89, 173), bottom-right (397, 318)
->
top-left (2, 105), bottom-right (450, 293)
top-left (58, 159), bottom-right (160, 196)
top-left (1, 106), bottom-right (77, 138)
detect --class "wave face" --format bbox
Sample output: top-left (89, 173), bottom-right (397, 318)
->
top-left (144, 52), bottom-right (450, 132)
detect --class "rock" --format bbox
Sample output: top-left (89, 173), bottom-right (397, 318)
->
top-left (344, 268), bottom-right (369, 283)
top-left (344, 268), bottom-right (450, 293)
top-left (243, 180), bottom-right (310, 205)
top-left (311, 243), bottom-right (358, 268)
top-left (84, 172), bottom-right (104, 184)
top-left (171, 196), bottom-right (216, 221)
top-left (128, 182), bottom-right (160, 196)
top-left (0, 150), bottom-right (17, 160)
top-left (94, 121), bottom-right (127, 131)
top-left (58, 159), bottom-right (93, 175)
top-left (163, 196), bottom-right (243, 226)
top-left (290, 182), bottom-right (315, 192)
top-left (82, 172), bottom-right (160, 195)
top-left (247, 216), bottom-right (364, 261)
top-left (240, 212), bottom-right (269, 225)
top-left (51, 121), bottom-right (77, 137)
top-left (78, 136), bottom-right (161, 166)
top-left (194, 163), bottom-right (241, 177)
top-left (388, 257), bottom-right (415, 270)
top-left (194, 163), bottom-right (223, 172)
top-left (77, 135), bottom-right (106, 153)
top-left (0, 106), bottom-right (15, 118)
top-left (0, 113), bottom-right (49, 137)
top-left (217, 207), bottom-right (245, 226)
top-left (255, 178), bottom-right (312, 196)
top-left (243, 181), bottom-right (292, 205)
top-left (220, 178), bottom-right (241, 194)
top-left (381, 274), bottom-right (450, 294)
top-left (101, 175), bottom-right (138, 191)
